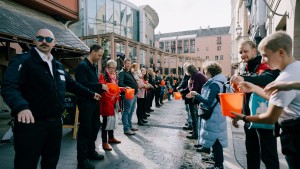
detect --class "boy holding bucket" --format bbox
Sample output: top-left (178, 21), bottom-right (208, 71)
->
top-left (232, 31), bottom-right (300, 169)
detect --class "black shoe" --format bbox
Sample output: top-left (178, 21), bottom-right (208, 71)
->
top-left (78, 159), bottom-right (95, 169)
top-left (186, 134), bottom-right (198, 139)
top-left (88, 151), bottom-right (104, 160)
top-left (196, 147), bottom-right (210, 154)
top-left (137, 122), bottom-right (144, 126)
top-left (189, 131), bottom-right (193, 134)
top-left (143, 116), bottom-right (148, 120)
top-left (183, 126), bottom-right (192, 130)
top-left (194, 144), bottom-right (202, 148)
top-left (141, 119), bottom-right (148, 123)
top-left (145, 113), bottom-right (150, 117)
top-left (155, 104), bottom-right (161, 108)
top-left (149, 108), bottom-right (154, 112)
top-left (202, 156), bottom-right (215, 162)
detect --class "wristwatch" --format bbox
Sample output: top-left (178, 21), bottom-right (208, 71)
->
top-left (242, 115), bottom-right (248, 123)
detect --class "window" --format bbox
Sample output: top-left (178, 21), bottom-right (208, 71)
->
top-left (171, 48), bottom-right (176, 54)
top-left (190, 39), bottom-right (195, 53)
top-left (217, 37), bottom-right (222, 44)
top-left (217, 46), bottom-right (221, 51)
top-left (220, 55), bottom-right (223, 60)
top-left (177, 40), bottom-right (182, 47)
top-left (206, 47), bottom-right (209, 51)
top-left (206, 56), bottom-right (209, 60)
top-left (215, 55), bottom-right (219, 60)
top-left (165, 42), bottom-right (170, 52)
top-left (177, 48), bottom-right (182, 54)
top-left (171, 41), bottom-right (176, 48)
top-left (159, 42), bottom-right (164, 50)
top-left (184, 40), bottom-right (189, 53)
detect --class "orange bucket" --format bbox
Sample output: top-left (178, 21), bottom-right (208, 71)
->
top-left (106, 83), bottom-right (120, 97)
top-left (219, 93), bottom-right (244, 117)
top-left (125, 88), bottom-right (135, 100)
top-left (174, 92), bottom-right (182, 100)
top-left (160, 80), bottom-right (165, 86)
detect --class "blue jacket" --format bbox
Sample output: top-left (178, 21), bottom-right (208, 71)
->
top-left (195, 73), bottom-right (228, 148)
top-left (1, 48), bottom-right (94, 120)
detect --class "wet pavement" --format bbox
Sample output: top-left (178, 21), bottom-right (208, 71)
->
top-left (0, 99), bottom-right (288, 169)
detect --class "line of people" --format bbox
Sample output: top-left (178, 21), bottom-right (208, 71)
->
top-left (177, 31), bottom-right (300, 169)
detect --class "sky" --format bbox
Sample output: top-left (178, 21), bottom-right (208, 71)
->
top-left (127, 0), bottom-right (231, 34)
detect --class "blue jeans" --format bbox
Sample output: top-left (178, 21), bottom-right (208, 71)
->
top-left (197, 116), bottom-right (202, 144)
top-left (122, 95), bottom-right (137, 132)
top-left (186, 104), bottom-right (192, 126)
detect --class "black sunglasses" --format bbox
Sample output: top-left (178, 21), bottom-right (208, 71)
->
top-left (36, 36), bottom-right (54, 43)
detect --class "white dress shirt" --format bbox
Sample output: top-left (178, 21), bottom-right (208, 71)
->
top-left (35, 47), bottom-right (54, 76)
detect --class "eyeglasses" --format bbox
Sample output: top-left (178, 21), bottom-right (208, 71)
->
top-left (36, 36), bottom-right (54, 43)
top-left (108, 67), bottom-right (116, 69)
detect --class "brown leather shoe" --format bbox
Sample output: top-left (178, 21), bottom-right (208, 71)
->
top-left (108, 138), bottom-right (121, 144)
top-left (131, 127), bottom-right (138, 131)
top-left (102, 143), bottom-right (112, 151)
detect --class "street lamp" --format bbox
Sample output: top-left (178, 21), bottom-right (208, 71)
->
top-left (236, 23), bottom-right (242, 36)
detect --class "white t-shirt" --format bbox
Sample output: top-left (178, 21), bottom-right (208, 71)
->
top-left (269, 61), bottom-right (300, 122)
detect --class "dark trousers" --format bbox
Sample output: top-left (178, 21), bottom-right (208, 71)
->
top-left (155, 87), bottom-right (161, 106)
top-left (188, 103), bottom-right (198, 135)
top-left (212, 139), bottom-right (224, 168)
top-left (244, 124), bottom-right (279, 169)
top-left (101, 116), bottom-right (114, 143)
top-left (145, 90), bottom-right (151, 111)
top-left (137, 98), bottom-right (146, 122)
top-left (77, 101), bottom-right (100, 162)
top-left (13, 119), bottom-right (62, 169)
top-left (280, 129), bottom-right (300, 169)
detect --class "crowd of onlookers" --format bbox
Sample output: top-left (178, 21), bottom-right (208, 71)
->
top-left (1, 29), bottom-right (299, 169)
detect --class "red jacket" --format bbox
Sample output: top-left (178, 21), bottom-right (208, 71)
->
top-left (98, 70), bottom-right (125, 116)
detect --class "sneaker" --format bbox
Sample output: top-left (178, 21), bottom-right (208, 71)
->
top-left (78, 159), bottom-right (95, 169)
top-left (108, 138), bottom-right (121, 144)
top-left (130, 127), bottom-right (138, 131)
top-left (88, 151), bottom-right (104, 160)
top-left (124, 130), bottom-right (135, 135)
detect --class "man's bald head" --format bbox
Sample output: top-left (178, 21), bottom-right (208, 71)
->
top-left (35, 29), bottom-right (56, 56)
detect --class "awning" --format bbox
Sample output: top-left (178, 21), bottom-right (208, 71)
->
top-left (0, 0), bottom-right (89, 54)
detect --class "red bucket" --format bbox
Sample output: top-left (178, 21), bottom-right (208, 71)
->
top-left (219, 93), bottom-right (244, 117)
top-left (174, 92), bottom-right (182, 100)
top-left (125, 88), bottom-right (135, 100)
top-left (106, 83), bottom-right (120, 98)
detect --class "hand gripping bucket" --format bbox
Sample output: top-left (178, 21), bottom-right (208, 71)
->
top-left (219, 93), bottom-right (244, 117)
top-left (105, 83), bottom-right (120, 98)
top-left (125, 88), bottom-right (135, 100)
top-left (174, 92), bottom-right (182, 100)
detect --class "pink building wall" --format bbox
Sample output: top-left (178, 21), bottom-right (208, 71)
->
top-left (155, 33), bottom-right (232, 76)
